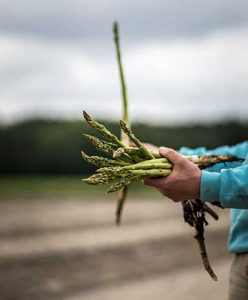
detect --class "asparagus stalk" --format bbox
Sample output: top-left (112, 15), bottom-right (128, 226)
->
top-left (113, 21), bottom-right (130, 225)
top-left (97, 161), bottom-right (172, 173)
top-left (83, 111), bottom-right (126, 148)
top-left (97, 168), bottom-right (171, 178)
top-left (105, 168), bottom-right (171, 193)
top-left (81, 151), bottom-right (130, 167)
top-left (83, 134), bottom-right (115, 156)
top-left (106, 176), bottom-right (140, 193)
top-left (124, 147), bottom-right (162, 160)
top-left (83, 173), bottom-right (115, 185)
top-left (120, 120), bottom-right (155, 160)
top-left (113, 21), bottom-right (129, 129)
top-left (188, 154), bottom-right (244, 168)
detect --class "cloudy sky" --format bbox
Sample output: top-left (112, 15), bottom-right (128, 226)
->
top-left (0, 0), bottom-right (248, 124)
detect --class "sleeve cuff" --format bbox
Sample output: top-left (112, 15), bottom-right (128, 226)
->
top-left (200, 171), bottom-right (221, 203)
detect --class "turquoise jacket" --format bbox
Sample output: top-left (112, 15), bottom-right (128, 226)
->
top-left (180, 141), bottom-right (248, 253)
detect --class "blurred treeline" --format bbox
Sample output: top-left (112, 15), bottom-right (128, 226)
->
top-left (1, 119), bottom-right (247, 175)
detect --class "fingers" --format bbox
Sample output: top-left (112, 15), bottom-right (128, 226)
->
top-left (159, 147), bottom-right (184, 164)
top-left (143, 147), bottom-right (181, 188)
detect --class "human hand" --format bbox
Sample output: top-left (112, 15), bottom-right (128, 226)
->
top-left (143, 147), bottom-right (201, 202)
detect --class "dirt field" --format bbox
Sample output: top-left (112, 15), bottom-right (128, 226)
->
top-left (0, 196), bottom-right (232, 300)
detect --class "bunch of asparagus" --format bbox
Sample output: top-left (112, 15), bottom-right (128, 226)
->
top-left (82, 111), bottom-right (243, 193)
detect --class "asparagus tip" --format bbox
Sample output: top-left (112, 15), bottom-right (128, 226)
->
top-left (82, 178), bottom-right (90, 183)
top-left (113, 21), bottom-right (118, 33)
top-left (120, 119), bottom-right (126, 127)
top-left (120, 120), bottom-right (129, 134)
top-left (83, 110), bottom-right (91, 122)
top-left (83, 133), bottom-right (93, 141)
top-left (81, 150), bottom-right (88, 158)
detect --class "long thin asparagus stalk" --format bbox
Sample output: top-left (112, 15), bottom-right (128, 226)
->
top-left (113, 21), bottom-right (129, 128)
top-left (113, 21), bottom-right (130, 225)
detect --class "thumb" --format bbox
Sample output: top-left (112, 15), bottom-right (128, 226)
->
top-left (159, 147), bottom-right (184, 164)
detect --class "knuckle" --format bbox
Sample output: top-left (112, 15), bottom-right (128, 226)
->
top-left (177, 155), bottom-right (186, 164)
top-left (165, 148), bottom-right (174, 156)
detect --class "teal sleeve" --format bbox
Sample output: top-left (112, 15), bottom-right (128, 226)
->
top-left (179, 141), bottom-right (248, 172)
top-left (201, 164), bottom-right (248, 209)
top-left (179, 141), bottom-right (248, 157)
top-left (179, 141), bottom-right (248, 208)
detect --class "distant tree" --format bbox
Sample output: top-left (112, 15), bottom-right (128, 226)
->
top-left (0, 119), bottom-right (247, 175)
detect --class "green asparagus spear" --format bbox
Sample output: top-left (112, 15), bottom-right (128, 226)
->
top-left (120, 120), bottom-right (155, 159)
top-left (83, 173), bottom-right (115, 185)
top-left (83, 134), bottom-right (114, 155)
top-left (83, 111), bottom-right (126, 148)
top-left (81, 151), bottom-right (130, 167)
top-left (106, 176), bottom-right (140, 193)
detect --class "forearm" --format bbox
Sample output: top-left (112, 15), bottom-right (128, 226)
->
top-left (144, 147), bottom-right (248, 208)
top-left (180, 141), bottom-right (248, 157)
top-left (201, 164), bottom-right (248, 209)
top-left (179, 141), bottom-right (248, 172)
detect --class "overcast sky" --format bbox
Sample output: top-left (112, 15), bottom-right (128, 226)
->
top-left (0, 0), bottom-right (248, 124)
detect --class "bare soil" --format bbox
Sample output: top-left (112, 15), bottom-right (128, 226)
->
top-left (0, 197), bottom-right (231, 300)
